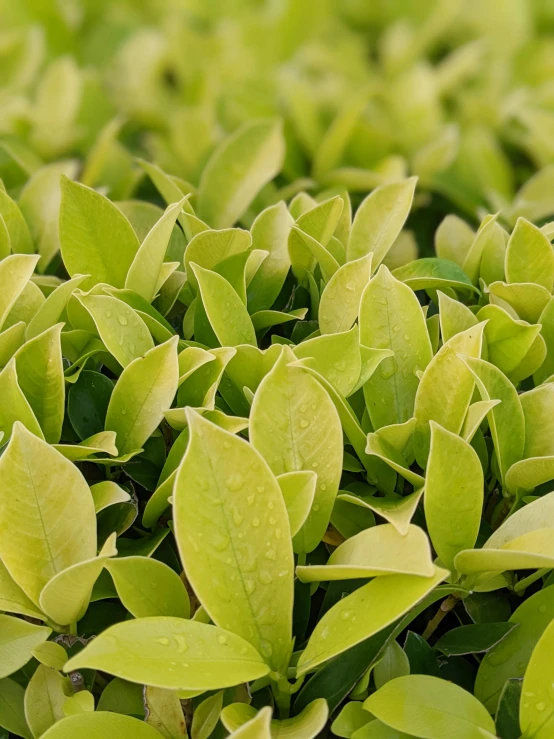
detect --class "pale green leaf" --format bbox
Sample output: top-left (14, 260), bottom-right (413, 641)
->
top-left (296, 524), bottom-right (435, 582)
top-left (365, 675), bottom-right (496, 739)
top-left (106, 556), bottom-right (190, 619)
top-left (319, 254), bottom-right (372, 334)
top-left (105, 337), bottom-right (179, 455)
top-left (348, 178), bottom-right (417, 266)
top-left (336, 489), bottom-right (424, 537)
top-left (40, 712), bottom-right (166, 738)
top-left (0, 678), bottom-right (32, 739)
top-left (505, 217), bottom-right (554, 291)
top-left (373, 641), bottom-right (410, 690)
top-left (0, 359), bottom-right (44, 443)
top-left (277, 471), bottom-right (317, 537)
top-left (0, 615), bottom-right (51, 678)
top-left (26, 274), bottom-right (88, 340)
top-left (174, 410), bottom-right (293, 672)
top-left (296, 567), bottom-right (447, 675)
top-left (248, 202), bottom-right (293, 313)
top-left (24, 665), bottom-right (70, 738)
top-left (197, 119), bottom-right (284, 229)
top-left (0, 254), bottom-right (39, 331)
top-left (59, 177), bottom-right (139, 289)
top-left (0, 423), bottom-right (96, 605)
top-left (425, 422), bottom-right (483, 571)
top-left (64, 617), bottom-right (270, 691)
top-left (144, 686), bottom-right (187, 738)
top-left (250, 347), bottom-right (343, 553)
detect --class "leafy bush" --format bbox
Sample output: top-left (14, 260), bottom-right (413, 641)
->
top-left (2, 2), bottom-right (554, 739)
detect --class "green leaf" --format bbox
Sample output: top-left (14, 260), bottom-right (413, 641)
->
top-left (106, 556), bottom-right (190, 619)
top-left (288, 196), bottom-right (343, 275)
top-left (392, 258), bottom-right (478, 295)
top-left (192, 264), bottom-right (256, 347)
top-left (0, 560), bottom-right (44, 620)
top-left (24, 665), bottom-right (70, 738)
top-left (0, 358), bottom-right (44, 442)
top-left (247, 202), bottom-right (293, 313)
top-left (296, 567), bottom-right (447, 675)
top-left (197, 120), bottom-right (285, 229)
top-left (105, 337), bottom-right (179, 455)
top-left (296, 524), bottom-right (435, 582)
top-left (331, 701), bottom-right (372, 738)
top-left (438, 290), bottom-right (478, 343)
top-left (59, 178), bottom-right (139, 289)
top-left (506, 217), bottom-right (554, 291)
top-left (226, 707), bottom-right (271, 738)
top-left (475, 586), bottom-right (554, 712)
top-left (347, 178), bottom-right (417, 265)
top-left (425, 422), bottom-right (483, 571)
top-left (38, 533), bottom-right (117, 626)
top-left (435, 215), bottom-right (474, 267)
top-left (455, 490), bottom-right (554, 574)
top-left (477, 304), bottom-right (540, 376)
top-left (495, 678), bottom-right (522, 739)
top-left (0, 190), bottom-right (34, 255)
top-left (191, 691), bottom-right (223, 739)
top-left (174, 410), bottom-right (293, 672)
top-left (31, 641), bottom-right (67, 670)
top-left (0, 615), bottom-right (51, 678)
top-left (64, 617), bottom-right (270, 691)
top-left (0, 423), bottom-right (96, 606)
top-left (374, 641), bottom-right (410, 690)
top-left (0, 678), bottom-right (32, 739)
top-left (277, 471), bottom-right (317, 537)
top-left (337, 489), bottom-right (423, 537)
top-left (318, 254), bottom-right (372, 334)
top-left (365, 675), bottom-right (496, 739)
top-left (15, 323), bottom-right (65, 443)
top-left (488, 281), bottom-right (550, 324)
top-left (78, 293), bottom-right (155, 367)
top-left (144, 686), bottom-right (187, 738)
top-left (250, 347), bottom-right (343, 552)
top-left (435, 623), bottom-right (516, 656)
top-left (461, 356), bottom-right (524, 487)
top-left (26, 274), bottom-right (88, 340)
top-left (125, 198), bottom-right (187, 303)
top-left (0, 254), bottom-right (39, 331)
top-left (413, 323), bottom-right (485, 467)
top-left (520, 616), bottom-right (554, 738)
top-left (40, 712), bottom-right (166, 738)
top-left (222, 699), bottom-right (328, 738)
top-left (68, 369), bottom-right (114, 440)
top-left (360, 265), bottom-right (432, 430)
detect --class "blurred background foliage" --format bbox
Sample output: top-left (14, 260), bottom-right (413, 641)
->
top-left (3, 0), bottom-right (554, 251)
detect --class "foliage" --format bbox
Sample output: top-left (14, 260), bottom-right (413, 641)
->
top-left (1, 1), bottom-right (554, 738)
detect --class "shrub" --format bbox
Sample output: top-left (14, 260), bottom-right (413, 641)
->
top-left (1, 2), bottom-right (554, 739)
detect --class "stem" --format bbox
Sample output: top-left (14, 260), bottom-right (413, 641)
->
top-left (422, 594), bottom-right (460, 641)
top-left (515, 568), bottom-right (550, 595)
top-left (272, 680), bottom-right (291, 719)
top-left (68, 622), bottom-right (78, 636)
top-left (297, 552), bottom-right (306, 566)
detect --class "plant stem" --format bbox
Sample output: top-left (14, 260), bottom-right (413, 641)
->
top-left (422, 594), bottom-right (460, 641)
top-left (514, 568), bottom-right (550, 595)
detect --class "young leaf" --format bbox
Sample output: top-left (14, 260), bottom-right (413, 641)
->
top-left (296, 567), bottom-right (447, 675)
top-left (505, 217), bottom-right (554, 291)
top-left (0, 254), bottom-right (39, 331)
top-left (0, 423), bottom-right (96, 605)
top-left (197, 119), bottom-right (285, 229)
top-left (296, 524), bottom-right (435, 582)
top-left (105, 337), bottom-right (179, 455)
top-left (0, 358), bottom-right (44, 442)
top-left (40, 712), bottom-right (166, 738)
top-left (106, 557), bottom-right (190, 619)
top-left (0, 678), bottom-right (32, 739)
top-left (78, 293), bottom-right (155, 367)
top-left (174, 410), bottom-right (294, 672)
top-left (318, 253), bottom-right (372, 334)
top-left (64, 618), bottom-right (270, 691)
top-left (425, 422), bottom-right (483, 571)
top-left (360, 265), bottom-right (432, 430)
top-left (347, 178), bottom-right (417, 265)
top-left (59, 177), bottom-right (139, 288)
top-left (24, 665), bottom-right (70, 738)
top-left (250, 347), bottom-right (343, 552)
top-left (15, 323), bottom-right (65, 443)
top-left (144, 686), bottom-right (187, 738)
top-left (520, 617), bottom-right (554, 738)
top-left (125, 198), bottom-right (187, 303)
top-left (365, 675), bottom-right (496, 739)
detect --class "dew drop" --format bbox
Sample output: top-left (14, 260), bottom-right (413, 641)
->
top-left (247, 494), bottom-right (255, 506)
top-left (224, 441), bottom-right (231, 450)
top-left (299, 419), bottom-right (309, 429)
top-left (268, 500), bottom-right (275, 510)
top-left (311, 461), bottom-right (319, 469)
top-left (155, 637), bottom-right (170, 646)
top-left (320, 483), bottom-right (327, 491)
top-left (212, 534), bottom-right (230, 552)
top-left (265, 549), bottom-right (277, 561)
top-left (313, 503), bottom-right (320, 512)
top-left (244, 579), bottom-right (256, 595)
top-left (226, 474), bottom-right (244, 492)
top-left (300, 403), bottom-right (308, 413)
top-left (252, 517), bottom-right (261, 527)
top-left (105, 310), bottom-right (112, 318)
top-left (539, 604), bottom-right (547, 614)
top-left (121, 408), bottom-right (127, 415)
top-left (275, 528), bottom-right (282, 539)
top-left (259, 570), bottom-right (273, 584)
top-left (217, 634), bottom-right (228, 645)
top-left (269, 516), bottom-right (276, 525)
top-left (175, 635), bottom-right (188, 653)
top-left (232, 509), bottom-right (244, 526)
top-left (536, 702), bottom-right (546, 712)
top-left (117, 314), bottom-right (128, 326)
top-left (240, 646), bottom-right (249, 655)
top-left (345, 281), bottom-right (355, 292)
top-left (340, 609), bottom-right (353, 621)
top-left (260, 640), bottom-right (273, 658)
